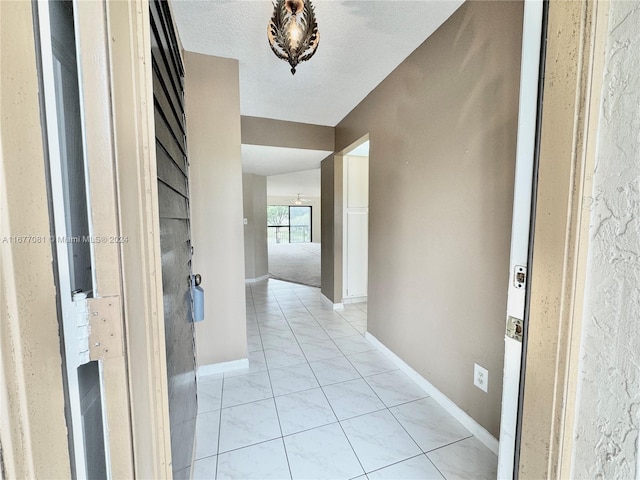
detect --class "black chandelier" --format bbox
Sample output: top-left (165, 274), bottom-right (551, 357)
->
top-left (267, 0), bottom-right (320, 75)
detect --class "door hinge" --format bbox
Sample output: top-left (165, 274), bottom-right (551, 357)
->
top-left (73, 292), bottom-right (91, 364)
top-left (506, 316), bottom-right (524, 342)
top-left (87, 296), bottom-right (124, 361)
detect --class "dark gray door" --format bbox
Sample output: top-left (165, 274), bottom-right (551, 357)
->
top-left (149, 1), bottom-right (197, 477)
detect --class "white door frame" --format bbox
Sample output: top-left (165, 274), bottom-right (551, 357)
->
top-left (497, 0), bottom-right (545, 477)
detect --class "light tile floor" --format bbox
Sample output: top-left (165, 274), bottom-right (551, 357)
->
top-left (194, 279), bottom-right (498, 480)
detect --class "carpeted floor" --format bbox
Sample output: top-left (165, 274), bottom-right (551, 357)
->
top-left (268, 242), bottom-right (321, 287)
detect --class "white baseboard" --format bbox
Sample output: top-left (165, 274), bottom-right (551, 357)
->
top-left (343, 295), bottom-right (367, 304)
top-left (321, 293), bottom-right (344, 310)
top-left (197, 358), bottom-right (249, 379)
top-left (365, 332), bottom-right (499, 455)
top-left (245, 274), bottom-right (270, 284)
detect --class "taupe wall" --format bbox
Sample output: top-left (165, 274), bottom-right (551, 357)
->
top-left (241, 116), bottom-right (334, 151)
top-left (243, 173), bottom-right (269, 280)
top-left (333, 1), bottom-right (523, 436)
top-left (185, 52), bottom-right (247, 366)
top-left (267, 196), bottom-right (321, 244)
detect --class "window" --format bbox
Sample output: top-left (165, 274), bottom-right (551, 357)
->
top-left (267, 205), bottom-right (311, 243)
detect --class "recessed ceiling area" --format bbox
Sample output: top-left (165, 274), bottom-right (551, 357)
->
top-left (172, 1), bottom-right (464, 126)
top-left (267, 169), bottom-right (321, 198)
top-left (241, 145), bottom-right (332, 176)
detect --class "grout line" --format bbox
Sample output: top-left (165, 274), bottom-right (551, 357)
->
top-left (425, 453), bottom-right (448, 480)
top-left (363, 452), bottom-right (426, 477)
top-left (424, 434), bottom-right (474, 454)
top-left (214, 374), bottom-right (224, 480)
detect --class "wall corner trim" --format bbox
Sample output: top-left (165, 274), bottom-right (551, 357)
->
top-left (245, 275), bottom-right (270, 284)
top-left (197, 358), bottom-right (249, 379)
top-left (321, 293), bottom-right (344, 310)
top-left (365, 332), bottom-right (500, 455)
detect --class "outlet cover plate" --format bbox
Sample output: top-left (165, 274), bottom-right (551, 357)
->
top-left (474, 363), bottom-right (488, 393)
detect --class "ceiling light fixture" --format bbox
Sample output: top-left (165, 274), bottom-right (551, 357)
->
top-left (268, 0), bottom-right (319, 75)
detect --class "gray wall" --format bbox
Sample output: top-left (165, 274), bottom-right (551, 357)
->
top-left (185, 52), bottom-right (247, 366)
top-left (333, 1), bottom-right (523, 436)
top-left (243, 173), bottom-right (269, 280)
top-left (571, 1), bottom-right (640, 477)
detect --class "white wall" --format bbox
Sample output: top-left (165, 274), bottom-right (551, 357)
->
top-left (185, 52), bottom-right (247, 366)
top-left (571, 2), bottom-right (640, 477)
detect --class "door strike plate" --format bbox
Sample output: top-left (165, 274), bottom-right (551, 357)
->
top-left (87, 296), bottom-right (123, 360)
top-left (506, 316), bottom-right (524, 342)
top-left (514, 265), bottom-right (527, 289)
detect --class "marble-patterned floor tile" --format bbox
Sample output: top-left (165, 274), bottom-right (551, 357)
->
top-left (198, 378), bottom-right (223, 414)
top-left (391, 398), bottom-right (470, 452)
top-left (248, 333), bottom-right (263, 352)
top-left (269, 363), bottom-right (320, 396)
top-left (216, 438), bottom-right (291, 480)
top-left (365, 370), bottom-right (428, 407)
top-left (322, 323), bottom-right (361, 339)
top-left (218, 399), bottom-right (281, 453)
top-left (195, 410), bottom-right (220, 460)
top-left (291, 325), bottom-right (331, 343)
top-left (260, 331), bottom-right (299, 349)
top-left (309, 356), bottom-right (361, 386)
top-left (367, 454), bottom-right (444, 479)
top-left (348, 350), bottom-right (398, 377)
top-left (341, 409), bottom-right (421, 472)
top-left (192, 455), bottom-right (217, 480)
top-left (221, 371), bottom-right (273, 408)
top-left (284, 423), bottom-right (364, 480)
top-left (427, 437), bottom-right (497, 480)
top-left (275, 388), bottom-right (337, 435)
top-left (333, 335), bottom-right (376, 356)
top-left (322, 378), bottom-right (385, 420)
top-left (247, 322), bottom-right (260, 335)
top-left (264, 345), bottom-right (307, 369)
top-left (259, 322), bottom-right (293, 333)
top-left (299, 339), bottom-right (343, 362)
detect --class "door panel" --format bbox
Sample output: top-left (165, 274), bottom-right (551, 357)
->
top-left (150, 1), bottom-right (197, 478)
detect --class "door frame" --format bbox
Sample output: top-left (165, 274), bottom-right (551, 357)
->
top-left (518, 1), bottom-right (610, 477)
top-left (1, 0), bottom-right (173, 477)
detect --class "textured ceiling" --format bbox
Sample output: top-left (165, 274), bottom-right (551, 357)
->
top-left (172, 0), bottom-right (463, 126)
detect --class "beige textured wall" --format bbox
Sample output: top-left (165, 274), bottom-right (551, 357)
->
top-left (0, 1), bottom-right (71, 477)
top-left (334, 1), bottom-right (523, 436)
top-left (241, 116), bottom-right (334, 151)
top-left (243, 173), bottom-right (269, 280)
top-left (185, 52), bottom-right (247, 365)
top-left (570, 1), bottom-right (639, 477)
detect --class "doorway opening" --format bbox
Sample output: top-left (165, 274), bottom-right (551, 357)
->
top-left (341, 139), bottom-right (370, 305)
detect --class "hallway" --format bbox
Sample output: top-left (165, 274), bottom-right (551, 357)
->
top-left (193, 279), bottom-right (497, 479)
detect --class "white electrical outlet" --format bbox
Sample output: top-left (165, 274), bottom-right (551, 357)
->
top-left (474, 363), bottom-right (488, 393)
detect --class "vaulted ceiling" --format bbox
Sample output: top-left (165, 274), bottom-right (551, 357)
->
top-left (172, 1), bottom-right (463, 127)
top-left (172, 1), bottom-right (462, 181)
